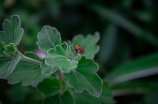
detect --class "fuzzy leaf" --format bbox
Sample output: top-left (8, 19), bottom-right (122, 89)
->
top-left (37, 26), bottom-right (61, 52)
top-left (46, 43), bottom-right (78, 73)
top-left (75, 82), bottom-right (116, 104)
top-left (43, 91), bottom-right (74, 104)
top-left (71, 32), bottom-right (100, 59)
top-left (0, 15), bottom-right (24, 46)
top-left (5, 43), bottom-right (16, 54)
top-left (5, 61), bottom-right (42, 86)
top-left (31, 74), bottom-right (51, 87)
top-left (4, 43), bottom-right (16, 57)
top-left (41, 58), bottom-right (58, 75)
top-left (0, 42), bottom-right (16, 57)
top-left (5, 52), bottom-right (47, 86)
top-left (0, 52), bottom-right (20, 78)
top-left (65, 56), bottom-right (103, 97)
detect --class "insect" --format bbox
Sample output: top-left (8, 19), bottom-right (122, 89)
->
top-left (74, 44), bottom-right (81, 50)
top-left (74, 44), bottom-right (85, 54)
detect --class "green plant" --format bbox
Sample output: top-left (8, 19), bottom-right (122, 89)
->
top-left (0, 15), bottom-right (115, 104)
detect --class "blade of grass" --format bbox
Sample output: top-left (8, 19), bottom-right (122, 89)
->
top-left (106, 52), bottom-right (158, 85)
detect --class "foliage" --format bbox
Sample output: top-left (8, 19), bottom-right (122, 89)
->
top-left (45, 42), bottom-right (78, 73)
top-left (0, 15), bottom-right (114, 104)
top-left (0, 15), bottom-right (24, 46)
top-left (65, 56), bottom-right (102, 97)
top-left (37, 26), bottom-right (61, 52)
top-left (1, 0), bottom-right (158, 104)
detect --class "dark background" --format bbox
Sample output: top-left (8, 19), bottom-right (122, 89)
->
top-left (0, 0), bottom-right (158, 104)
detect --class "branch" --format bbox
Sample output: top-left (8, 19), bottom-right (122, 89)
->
top-left (20, 54), bottom-right (41, 66)
top-left (55, 69), bottom-right (64, 90)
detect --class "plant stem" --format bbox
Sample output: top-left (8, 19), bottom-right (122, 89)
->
top-left (20, 54), bottom-right (41, 66)
top-left (55, 69), bottom-right (64, 89)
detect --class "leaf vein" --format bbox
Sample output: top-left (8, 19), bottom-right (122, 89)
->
top-left (74, 70), bottom-right (97, 95)
top-left (45, 28), bottom-right (55, 47)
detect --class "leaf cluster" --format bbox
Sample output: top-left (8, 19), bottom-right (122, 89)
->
top-left (0, 15), bottom-right (115, 104)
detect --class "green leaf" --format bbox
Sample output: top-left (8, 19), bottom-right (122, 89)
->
top-left (30, 74), bottom-right (51, 87)
top-left (107, 52), bottom-right (158, 85)
top-left (0, 42), bottom-right (16, 57)
top-left (46, 42), bottom-right (78, 73)
top-left (74, 53), bottom-right (81, 61)
top-left (61, 42), bottom-right (69, 51)
top-left (6, 84), bottom-right (31, 102)
top-left (5, 43), bottom-right (15, 54)
top-left (5, 52), bottom-right (47, 86)
top-left (75, 82), bottom-right (116, 104)
top-left (37, 78), bottom-right (60, 96)
top-left (37, 26), bottom-right (61, 52)
top-left (41, 58), bottom-right (58, 75)
top-left (0, 51), bottom-right (20, 78)
top-left (37, 77), bottom-right (67, 96)
top-left (5, 43), bottom-right (16, 56)
top-left (65, 56), bottom-right (103, 97)
top-left (2, 43), bottom-right (16, 57)
top-left (71, 32), bottom-right (100, 59)
top-left (5, 61), bottom-right (42, 86)
top-left (0, 15), bottom-right (24, 46)
top-left (43, 91), bottom-right (74, 104)
top-left (0, 41), bottom-right (5, 57)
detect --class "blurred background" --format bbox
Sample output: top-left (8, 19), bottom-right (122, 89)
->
top-left (0, 0), bottom-right (158, 104)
